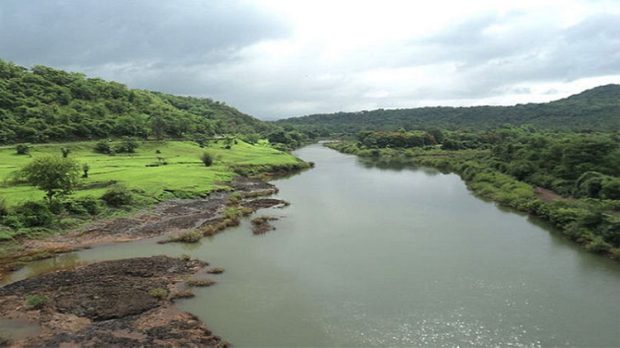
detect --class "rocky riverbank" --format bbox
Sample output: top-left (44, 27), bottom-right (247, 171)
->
top-left (0, 256), bottom-right (227, 347)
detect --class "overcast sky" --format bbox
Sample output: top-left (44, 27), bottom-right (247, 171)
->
top-left (1, 0), bottom-right (619, 119)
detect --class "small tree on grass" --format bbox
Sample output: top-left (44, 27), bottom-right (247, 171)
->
top-left (22, 156), bottom-right (81, 203)
top-left (61, 147), bottom-right (71, 158)
top-left (200, 152), bottom-right (214, 167)
top-left (82, 163), bottom-right (90, 178)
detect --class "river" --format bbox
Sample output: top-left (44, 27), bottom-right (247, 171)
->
top-left (5, 144), bottom-right (620, 347)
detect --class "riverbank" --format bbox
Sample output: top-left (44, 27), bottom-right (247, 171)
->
top-left (0, 176), bottom-right (292, 281)
top-left (0, 256), bottom-right (228, 347)
top-left (0, 139), bottom-right (312, 277)
top-left (326, 141), bottom-right (620, 259)
top-left (0, 173), bottom-right (297, 346)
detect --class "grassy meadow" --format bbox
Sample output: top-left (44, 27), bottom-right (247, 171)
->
top-left (0, 139), bottom-right (303, 206)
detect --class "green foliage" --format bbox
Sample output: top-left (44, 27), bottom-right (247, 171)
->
top-left (0, 198), bottom-right (7, 217)
top-left (22, 156), bottom-right (81, 202)
top-left (168, 230), bottom-right (202, 243)
top-left (148, 288), bottom-right (169, 300)
top-left (15, 201), bottom-right (53, 227)
top-left (101, 185), bottom-right (133, 207)
top-left (82, 163), bottom-right (90, 178)
top-left (278, 84), bottom-right (620, 133)
top-left (16, 144), bottom-right (30, 155)
top-left (61, 147), bottom-right (71, 158)
top-left (114, 138), bottom-right (139, 153)
top-left (357, 130), bottom-right (436, 148)
top-left (94, 141), bottom-right (113, 154)
top-left (63, 197), bottom-right (101, 215)
top-left (200, 152), bottom-right (214, 167)
top-left (25, 294), bottom-right (47, 309)
top-left (0, 59), bottom-right (279, 145)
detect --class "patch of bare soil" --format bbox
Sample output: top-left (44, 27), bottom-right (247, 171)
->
top-left (0, 256), bottom-right (227, 347)
top-left (535, 187), bottom-right (567, 202)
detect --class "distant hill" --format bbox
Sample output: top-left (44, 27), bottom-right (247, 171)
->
top-left (276, 85), bottom-right (620, 133)
top-left (0, 59), bottom-right (276, 144)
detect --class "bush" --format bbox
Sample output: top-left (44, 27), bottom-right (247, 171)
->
top-left (63, 197), bottom-right (101, 215)
top-left (16, 201), bottom-right (53, 227)
top-left (61, 147), bottom-right (71, 158)
top-left (82, 163), bottom-right (90, 178)
top-left (200, 152), bottom-right (213, 167)
top-left (601, 177), bottom-right (620, 200)
top-left (168, 230), bottom-right (202, 243)
top-left (94, 140), bottom-right (113, 154)
top-left (101, 185), bottom-right (133, 207)
top-left (25, 294), bottom-right (47, 309)
top-left (16, 144), bottom-right (30, 155)
top-left (114, 138), bottom-right (139, 153)
top-left (148, 288), bottom-right (168, 300)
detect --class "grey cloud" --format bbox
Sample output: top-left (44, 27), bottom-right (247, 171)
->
top-left (0, 0), bottom-right (289, 67)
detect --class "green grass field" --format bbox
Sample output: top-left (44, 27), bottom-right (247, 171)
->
top-left (0, 140), bottom-right (303, 206)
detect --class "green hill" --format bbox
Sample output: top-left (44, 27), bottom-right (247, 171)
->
top-left (0, 59), bottom-right (276, 144)
top-left (277, 85), bottom-right (620, 133)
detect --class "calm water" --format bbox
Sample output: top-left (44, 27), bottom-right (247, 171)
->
top-left (5, 144), bottom-right (620, 347)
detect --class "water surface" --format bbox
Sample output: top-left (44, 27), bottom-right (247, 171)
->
top-left (6, 144), bottom-right (620, 347)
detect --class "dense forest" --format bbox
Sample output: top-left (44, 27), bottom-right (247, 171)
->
top-left (277, 85), bottom-right (620, 134)
top-left (0, 59), bottom-right (295, 144)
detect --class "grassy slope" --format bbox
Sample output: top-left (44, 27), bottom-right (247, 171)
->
top-left (0, 140), bottom-right (303, 206)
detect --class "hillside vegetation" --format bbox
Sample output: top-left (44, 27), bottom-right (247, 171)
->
top-left (0, 59), bottom-right (277, 144)
top-left (278, 85), bottom-right (620, 133)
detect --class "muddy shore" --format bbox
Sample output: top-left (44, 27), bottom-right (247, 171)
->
top-left (0, 176), bottom-right (290, 346)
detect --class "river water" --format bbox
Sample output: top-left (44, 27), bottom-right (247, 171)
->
top-left (5, 144), bottom-right (620, 347)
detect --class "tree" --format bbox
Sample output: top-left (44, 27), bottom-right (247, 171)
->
top-left (22, 156), bottom-right (81, 203)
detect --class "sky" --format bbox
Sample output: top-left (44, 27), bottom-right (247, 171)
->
top-left (1, 0), bottom-right (619, 120)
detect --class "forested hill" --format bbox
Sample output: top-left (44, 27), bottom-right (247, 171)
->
top-left (0, 59), bottom-right (276, 144)
top-left (277, 85), bottom-right (620, 133)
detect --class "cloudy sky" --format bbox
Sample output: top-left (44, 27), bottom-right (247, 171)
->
top-left (1, 0), bottom-right (619, 119)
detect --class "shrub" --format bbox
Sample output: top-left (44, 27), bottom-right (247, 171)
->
top-left (168, 230), bottom-right (202, 243)
top-left (200, 152), bottom-right (214, 167)
top-left (16, 144), bottom-right (30, 155)
top-left (64, 197), bottom-right (101, 215)
top-left (61, 147), bottom-right (71, 158)
top-left (601, 177), bottom-right (620, 200)
top-left (148, 288), bottom-right (168, 300)
top-left (82, 163), bottom-right (90, 178)
top-left (16, 201), bottom-right (53, 227)
top-left (94, 141), bottom-right (113, 154)
top-left (114, 138), bottom-right (139, 153)
top-left (25, 294), bottom-right (47, 309)
top-left (101, 185), bottom-right (133, 207)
